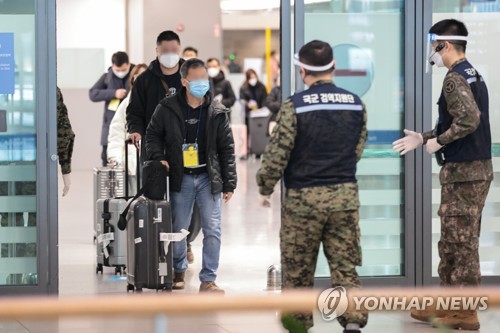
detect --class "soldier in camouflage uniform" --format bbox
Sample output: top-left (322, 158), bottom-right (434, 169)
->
top-left (256, 40), bottom-right (368, 333)
top-left (393, 19), bottom-right (491, 330)
top-left (0, 87), bottom-right (74, 228)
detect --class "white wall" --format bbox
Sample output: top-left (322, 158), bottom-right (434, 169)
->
top-left (56, 0), bottom-right (126, 72)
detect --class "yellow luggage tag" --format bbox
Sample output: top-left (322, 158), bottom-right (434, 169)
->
top-left (108, 99), bottom-right (120, 112)
top-left (182, 143), bottom-right (199, 168)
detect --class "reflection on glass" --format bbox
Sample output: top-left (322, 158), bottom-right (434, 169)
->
top-left (0, 1), bottom-right (38, 286)
top-left (305, 0), bottom-right (405, 277)
top-left (431, 1), bottom-right (500, 277)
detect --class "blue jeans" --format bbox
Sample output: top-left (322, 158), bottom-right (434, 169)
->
top-left (171, 173), bottom-right (222, 282)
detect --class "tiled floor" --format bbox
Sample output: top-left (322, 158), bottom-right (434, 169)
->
top-left (3, 158), bottom-right (500, 332)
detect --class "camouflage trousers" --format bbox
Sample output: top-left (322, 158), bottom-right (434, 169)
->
top-left (280, 190), bottom-right (368, 331)
top-left (438, 180), bottom-right (491, 286)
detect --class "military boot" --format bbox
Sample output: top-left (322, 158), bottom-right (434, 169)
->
top-left (410, 307), bottom-right (448, 323)
top-left (432, 310), bottom-right (480, 331)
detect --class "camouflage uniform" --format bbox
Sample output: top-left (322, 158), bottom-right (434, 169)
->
top-left (422, 59), bottom-right (493, 286)
top-left (256, 80), bottom-right (368, 331)
top-left (57, 86), bottom-right (75, 175)
top-left (0, 87), bottom-right (74, 228)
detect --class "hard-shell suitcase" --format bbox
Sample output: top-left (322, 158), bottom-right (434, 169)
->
top-left (126, 196), bottom-right (174, 292)
top-left (248, 107), bottom-right (272, 156)
top-left (95, 141), bottom-right (140, 275)
top-left (93, 166), bottom-right (125, 241)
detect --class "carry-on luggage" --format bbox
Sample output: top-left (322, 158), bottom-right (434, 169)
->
top-left (93, 164), bottom-right (125, 243)
top-left (122, 162), bottom-right (188, 292)
top-left (248, 107), bottom-right (272, 156)
top-left (95, 141), bottom-right (140, 275)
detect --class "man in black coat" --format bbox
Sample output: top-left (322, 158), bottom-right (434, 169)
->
top-left (126, 31), bottom-right (185, 150)
top-left (146, 59), bottom-right (237, 294)
top-left (89, 51), bottom-right (134, 166)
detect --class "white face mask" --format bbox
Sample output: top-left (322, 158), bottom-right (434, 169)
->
top-left (249, 78), bottom-right (258, 87)
top-left (113, 69), bottom-right (129, 79)
top-left (208, 67), bottom-right (220, 78)
top-left (159, 53), bottom-right (180, 68)
top-left (429, 51), bottom-right (445, 68)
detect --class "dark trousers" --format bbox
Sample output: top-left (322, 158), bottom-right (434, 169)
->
top-left (101, 145), bottom-right (107, 167)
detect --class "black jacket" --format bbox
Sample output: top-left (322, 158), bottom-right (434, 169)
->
top-left (239, 81), bottom-right (268, 113)
top-left (126, 59), bottom-right (185, 137)
top-left (210, 71), bottom-right (236, 109)
top-left (145, 89), bottom-right (237, 194)
top-left (89, 65), bottom-right (134, 145)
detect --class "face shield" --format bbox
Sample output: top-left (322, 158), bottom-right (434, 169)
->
top-left (426, 33), bottom-right (468, 73)
top-left (293, 53), bottom-right (335, 72)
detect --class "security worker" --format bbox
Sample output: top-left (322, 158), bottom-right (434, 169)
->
top-left (393, 19), bottom-right (492, 330)
top-left (256, 40), bottom-right (368, 333)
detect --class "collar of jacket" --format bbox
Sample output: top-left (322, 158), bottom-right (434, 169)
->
top-left (310, 79), bottom-right (333, 87)
top-left (449, 57), bottom-right (467, 71)
top-left (160, 88), bottom-right (229, 122)
top-left (211, 71), bottom-right (226, 84)
top-left (148, 58), bottom-right (185, 78)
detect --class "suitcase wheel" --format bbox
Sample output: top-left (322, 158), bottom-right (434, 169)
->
top-left (115, 266), bottom-right (123, 276)
top-left (96, 264), bottom-right (103, 275)
top-left (127, 284), bottom-right (135, 293)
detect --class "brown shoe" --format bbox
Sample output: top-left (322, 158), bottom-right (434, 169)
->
top-left (199, 281), bottom-right (225, 294)
top-left (173, 272), bottom-right (185, 290)
top-left (432, 310), bottom-right (480, 331)
top-left (410, 308), bottom-right (448, 322)
top-left (187, 243), bottom-right (194, 264)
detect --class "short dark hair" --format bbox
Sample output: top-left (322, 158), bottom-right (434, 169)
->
top-left (111, 51), bottom-right (129, 67)
top-left (207, 58), bottom-right (220, 66)
top-left (156, 30), bottom-right (181, 46)
top-left (180, 58), bottom-right (207, 78)
top-left (183, 46), bottom-right (198, 56)
top-left (298, 40), bottom-right (334, 77)
top-left (429, 19), bottom-right (468, 53)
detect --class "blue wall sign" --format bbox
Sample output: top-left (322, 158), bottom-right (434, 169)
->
top-left (0, 33), bottom-right (15, 94)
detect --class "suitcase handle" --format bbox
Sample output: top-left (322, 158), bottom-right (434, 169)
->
top-left (124, 139), bottom-right (141, 198)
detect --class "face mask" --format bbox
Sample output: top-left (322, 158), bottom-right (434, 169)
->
top-left (187, 79), bottom-right (210, 99)
top-left (159, 53), bottom-right (180, 68)
top-left (249, 78), bottom-right (258, 87)
top-left (113, 69), bottom-right (129, 79)
top-left (208, 68), bottom-right (220, 78)
top-left (429, 51), bottom-right (445, 68)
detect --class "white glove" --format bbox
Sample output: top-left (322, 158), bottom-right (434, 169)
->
top-left (392, 129), bottom-right (423, 155)
top-left (214, 94), bottom-right (223, 102)
top-left (259, 194), bottom-right (271, 208)
top-left (426, 138), bottom-right (443, 154)
top-left (62, 173), bottom-right (71, 197)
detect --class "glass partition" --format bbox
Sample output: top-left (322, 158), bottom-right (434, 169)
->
top-left (303, 0), bottom-right (406, 277)
top-left (431, 1), bottom-right (500, 277)
top-left (0, 0), bottom-right (38, 286)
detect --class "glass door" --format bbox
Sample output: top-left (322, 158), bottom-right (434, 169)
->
top-left (0, 0), bottom-right (58, 294)
top-left (423, 0), bottom-right (500, 285)
top-left (288, 0), bottom-right (415, 286)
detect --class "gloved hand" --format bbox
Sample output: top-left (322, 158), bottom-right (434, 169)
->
top-left (259, 194), bottom-right (271, 208)
top-left (392, 129), bottom-right (423, 155)
top-left (62, 173), bottom-right (71, 197)
top-left (108, 159), bottom-right (119, 168)
top-left (426, 138), bottom-right (443, 154)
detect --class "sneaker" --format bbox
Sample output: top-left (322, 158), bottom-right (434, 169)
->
top-left (173, 272), bottom-right (185, 290)
top-left (199, 281), bottom-right (225, 294)
top-left (187, 243), bottom-right (194, 264)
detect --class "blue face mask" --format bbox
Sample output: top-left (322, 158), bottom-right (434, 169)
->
top-left (188, 79), bottom-right (210, 99)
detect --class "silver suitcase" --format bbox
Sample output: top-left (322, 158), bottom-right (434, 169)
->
top-left (96, 197), bottom-right (128, 275)
top-left (93, 167), bottom-right (126, 240)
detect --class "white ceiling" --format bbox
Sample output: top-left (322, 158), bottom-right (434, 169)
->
top-left (220, 0), bottom-right (330, 12)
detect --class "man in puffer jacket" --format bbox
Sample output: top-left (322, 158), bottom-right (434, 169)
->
top-left (146, 58), bottom-right (237, 294)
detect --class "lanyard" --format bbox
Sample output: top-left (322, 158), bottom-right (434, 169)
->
top-left (184, 106), bottom-right (203, 144)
